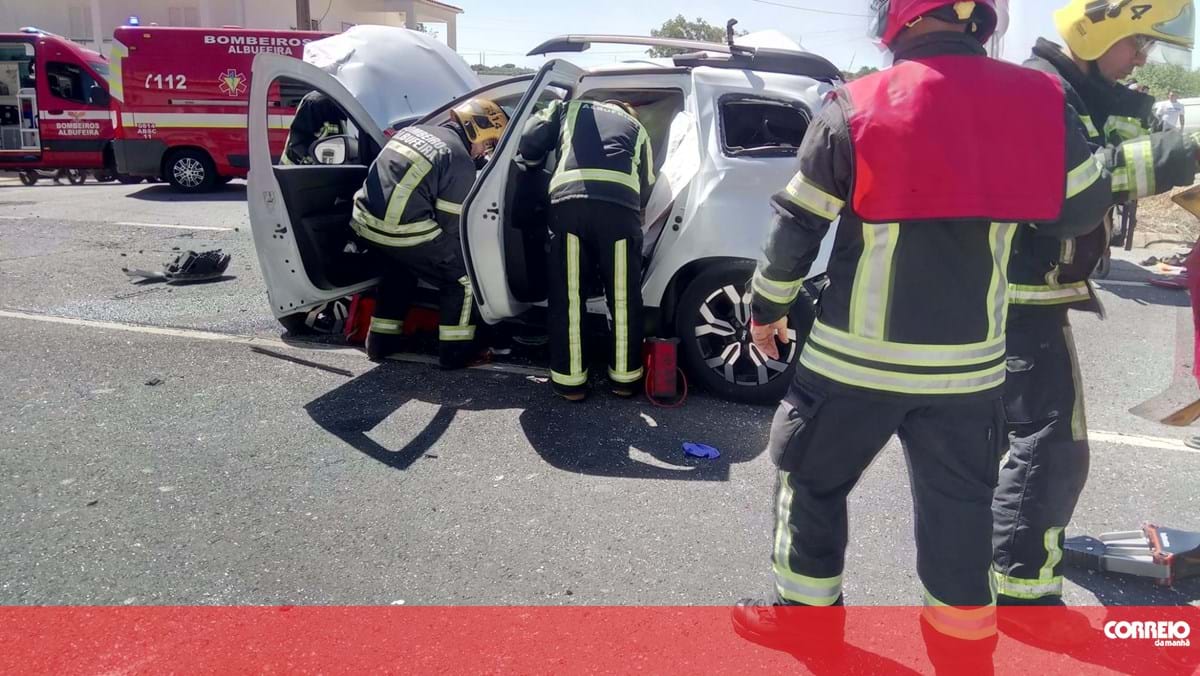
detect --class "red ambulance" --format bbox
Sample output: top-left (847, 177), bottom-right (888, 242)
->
top-left (0, 29), bottom-right (115, 176)
top-left (109, 26), bottom-right (329, 192)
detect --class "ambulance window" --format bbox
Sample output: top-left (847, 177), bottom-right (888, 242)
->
top-left (45, 61), bottom-right (104, 105)
top-left (278, 78), bottom-right (314, 109)
top-left (718, 95), bottom-right (811, 158)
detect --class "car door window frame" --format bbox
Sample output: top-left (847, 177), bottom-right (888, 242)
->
top-left (716, 93), bottom-right (812, 159)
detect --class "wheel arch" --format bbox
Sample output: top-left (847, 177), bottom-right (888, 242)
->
top-left (659, 256), bottom-right (756, 336)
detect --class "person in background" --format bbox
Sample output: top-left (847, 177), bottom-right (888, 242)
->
top-left (1156, 90), bottom-right (1187, 131)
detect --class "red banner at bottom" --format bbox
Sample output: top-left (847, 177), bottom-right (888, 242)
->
top-left (0, 606), bottom-right (1196, 674)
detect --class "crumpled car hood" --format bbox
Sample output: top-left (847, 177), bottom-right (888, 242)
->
top-left (303, 25), bottom-right (482, 131)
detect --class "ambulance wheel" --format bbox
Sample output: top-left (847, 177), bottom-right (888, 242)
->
top-left (116, 174), bottom-right (143, 185)
top-left (65, 169), bottom-right (86, 185)
top-left (165, 149), bottom-right (217, 193)
top-left (18, 171), bottom-right (36, 186)
top-left (674, 262), bottom-right (811, 405)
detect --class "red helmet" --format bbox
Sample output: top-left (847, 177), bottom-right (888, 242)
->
top-left (870, 0), bottom-right (1000, 47)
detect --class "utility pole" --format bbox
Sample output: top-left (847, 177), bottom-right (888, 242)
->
top-left (295, 0), bottom-right (311, 30)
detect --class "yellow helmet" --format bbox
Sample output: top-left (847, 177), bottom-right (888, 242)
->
top-left (450, 98), bottom-right (508, 146)
top-left (1055, 0), bottom-right (1195, 61)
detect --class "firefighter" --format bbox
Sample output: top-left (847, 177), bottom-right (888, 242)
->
top-left (993, 0), bottom-right (1200, 612)
top-left (353, 98), bottom-right (508, 369)
top-left (515, 99), bottom-right (655, 401)
top-left (283, 90), bottom-right (347, 165)
top-left (730, 0), bottom-right (1111, 666)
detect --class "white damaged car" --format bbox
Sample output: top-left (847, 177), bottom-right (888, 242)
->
top-left (247, 31), bottom-right (842, 403)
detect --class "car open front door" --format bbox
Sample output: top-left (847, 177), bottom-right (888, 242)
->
top-left (460, 58), bottom-right (583, 324)
top-left (247, 53), bottom-right (385, 328)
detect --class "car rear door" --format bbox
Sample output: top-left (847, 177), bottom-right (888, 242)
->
top-left (247, 53), bottom-right (385, 323)
top-left (460, 59), bottom-right (583, 323)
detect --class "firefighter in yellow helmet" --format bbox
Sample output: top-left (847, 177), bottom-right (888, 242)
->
top-left (994, 0), bottom-right (1200, 618)
top-left (352, 98), bottom-right (508, 368)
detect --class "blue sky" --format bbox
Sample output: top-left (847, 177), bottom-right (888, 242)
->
top-left (441, 0), bottom-right (1197, 71)
top-left (446, 0), bottom-right (884, 70)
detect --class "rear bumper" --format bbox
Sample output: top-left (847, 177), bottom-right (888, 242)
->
top-left (113, 139), bottom-right (167, 177)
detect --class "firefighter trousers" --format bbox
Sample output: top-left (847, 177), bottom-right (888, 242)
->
top-left (992, 306), bottom-right (1089, 602)
top-left (367, 233), bottom-right (481, 369)
top-left (767, 376), bottom-right (1005, 640)
top-left (548, 200), bottom-right (644, 394)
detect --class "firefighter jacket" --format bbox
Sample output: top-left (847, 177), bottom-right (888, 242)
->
top-left (516, 100), bottom-right (656, 213)
top-left (749, 32), bottom-right (1111, 402)
top-left (1008, 38), bottom-right (1200, 310)
top-left (283, 91), bottom-right (346, 165)
top-left (350, 123), bottom-right (476, 249)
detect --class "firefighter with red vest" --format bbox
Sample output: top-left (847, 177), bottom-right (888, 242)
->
top-left (731, 0), bottom-right (1111, 665)
top-left (353, 98), bottom-right (508, 368)
top-left (993, 0), bottom-right (1200, 613)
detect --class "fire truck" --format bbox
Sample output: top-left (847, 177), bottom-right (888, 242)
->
top-left (109, 26), bottom-right (329, 192)
top-left (0, 29), bottom-right (115, 178)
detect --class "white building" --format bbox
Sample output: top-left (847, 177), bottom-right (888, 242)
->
top-left (0, 0), bottom-right (463, 55)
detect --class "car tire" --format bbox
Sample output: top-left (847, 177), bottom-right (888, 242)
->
top-left (674, 261), bottom-right (813, 405)
top-left (93, 170), bottom-right (116, 183)
top-left (165, 149), bottom-right (217, 193)
top-left (116, 174), bottom-right (144, 185)
top-left (18, 171), bottom-right (36, 186)
top-left (66, 169), bottom-right (86, 185)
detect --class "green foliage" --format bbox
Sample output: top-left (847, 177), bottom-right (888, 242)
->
top-left (471, 63), bottom-right (536, 76)
top-left (1131, 63), bottom-right (1200, 99)
top-left (840, 66), bottom-right (880, 81)
top-left (648, 15), bottom-right (744, 57)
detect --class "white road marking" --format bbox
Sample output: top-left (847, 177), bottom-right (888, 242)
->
top-left (1090, 430), bottom-right (1200, 454)
top-left (0, 310), bottom-right (548, 378)
top-left (115, 221), bottom-right (234, 231)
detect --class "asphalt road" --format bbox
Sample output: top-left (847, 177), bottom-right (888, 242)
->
top-left (1, 178), bottom-right (1198, 610)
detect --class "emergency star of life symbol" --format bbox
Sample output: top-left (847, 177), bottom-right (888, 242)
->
top-left (218, 69), bottom-right (247, 97)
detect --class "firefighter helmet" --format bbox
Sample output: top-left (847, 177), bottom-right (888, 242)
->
top-left (1055, 0), bottom-right (1195, 61)
top-left (870, 0), bottom-right (1001, 47)
top-left (450, 98), bottom-right (509, 146)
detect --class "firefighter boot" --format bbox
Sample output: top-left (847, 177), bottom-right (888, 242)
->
top-left (732, 597), bottom-right (846, 660)
top-left (996, 596), bottom-right (1090, 649)
top-left (365, 331), bottom-right (407, 362)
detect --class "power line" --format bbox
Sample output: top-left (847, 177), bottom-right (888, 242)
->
top-left (749, 0), bottom-right (871, 17)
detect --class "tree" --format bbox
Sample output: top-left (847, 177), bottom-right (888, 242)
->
top-left (1132, 63), bottom-right (1200, 99)
top-left (471, 63), bottom-right (536, 76)
top-left (840, 66), bottom-right (879, 81)
top-left (647, 15), bottom-right (743, 57)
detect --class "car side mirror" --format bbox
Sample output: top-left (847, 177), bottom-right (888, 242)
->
top-left (311, 136), bottom-right (350, 165)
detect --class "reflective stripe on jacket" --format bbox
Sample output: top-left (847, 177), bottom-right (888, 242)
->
top-left (1008, 39), bottom-right (1200, 309)
top-left (750, 33), bottom-right (1111, 401)
top-left (516, 99), bottom-right (655, 212)
top-left (350, 124), bottom-right (476, 248)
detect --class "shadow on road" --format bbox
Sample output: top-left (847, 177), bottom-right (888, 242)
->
top-left (303, 362), bottom-right (772, 481)
top-left (127, 184), bottom-right (247, 203)
top-left (1065, 567), bottom-right (1200, 605)
top-left (1094, 260), bottom-right (1191, 308)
